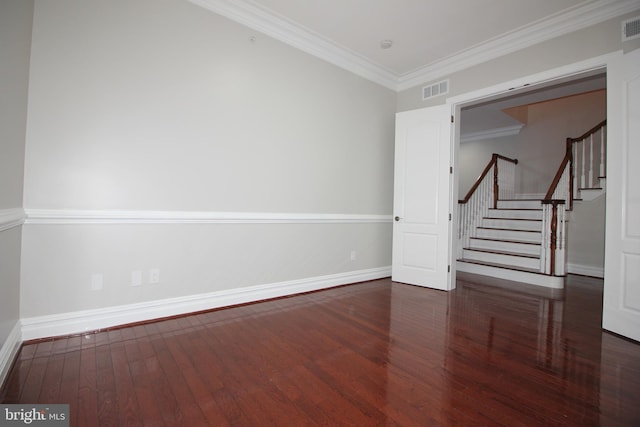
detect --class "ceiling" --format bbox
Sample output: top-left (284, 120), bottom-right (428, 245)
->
top-left (245, 0), bottom-right (588, 75)
top-left (190, 0), bottom-right (639, 90)
top-left (460, 71), bottom-right (607, 138)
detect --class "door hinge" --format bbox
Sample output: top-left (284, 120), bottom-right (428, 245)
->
top-left (450, 166), bottom-right (453, 174)
top-left (448, 265), bottom-right (451, 273)
top-left (449, 213), bottom-right (452, 221)
top-left (451, 115), bottom-right (454, 123)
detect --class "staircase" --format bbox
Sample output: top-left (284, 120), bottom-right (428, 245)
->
top-left (457, 199), bottom-right (563, 288)
top-left (456, 120), bottom-right (606, 289)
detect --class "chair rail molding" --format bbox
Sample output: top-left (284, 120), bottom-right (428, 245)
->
top-left (23, 209), bottom-right (392, 225)
top-left (0, 208), bottom-right (25, 232)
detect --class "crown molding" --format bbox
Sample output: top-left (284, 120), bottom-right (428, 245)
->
top-left (189, 0), bottom-right (640, 93)
top-left (397, 0), bottom-right (640, 91)
top-left (188, 0), bottom-right (399, 90)
top-left (23, 209), bottom-right (392, 225)
top-left (460, 124), bottom-right (524, 144)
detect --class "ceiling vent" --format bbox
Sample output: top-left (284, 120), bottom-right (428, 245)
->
top-left (622, 16), bottom-right (640, 42)
top-left (422, 79), bottom-right (449, 101)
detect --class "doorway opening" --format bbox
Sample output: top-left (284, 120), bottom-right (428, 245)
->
top-left (449, 64), bottom-right (609, 292)
top-left (455, 70), bottom-right (607, 285)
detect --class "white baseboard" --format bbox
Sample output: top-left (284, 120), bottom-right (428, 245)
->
top-left (0, 321), bottom-right (22, 389)
top-left (21, 266), bottom-right (391, 341)
top-left (567, 263), bottom-right (604, 278)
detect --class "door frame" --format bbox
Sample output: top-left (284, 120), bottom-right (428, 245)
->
top-left (445, 51), bottom-right (619, 281)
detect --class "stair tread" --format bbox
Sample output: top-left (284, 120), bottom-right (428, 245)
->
top-left (489, 208), bottom-right (542, 211)
top-left (482, 216), bottom-right (542, 222)
top-left (470, 236), bottom-right (541, 245)
top-left (464, 247), bottom-right (539, 259)
top-left (477, 226), bottom-right (541, 233)
top-left (457, 258), bottom-right (541, 274)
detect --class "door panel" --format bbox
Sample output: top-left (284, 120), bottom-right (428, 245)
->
top-left (603, 49), bottom-right (640, 342)
top-left (392, 105), bottom-right (452, 290)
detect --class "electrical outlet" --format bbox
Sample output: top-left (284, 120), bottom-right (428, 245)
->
top-left (91, 273), bottom-right (103, 291)
top-left (131, 270), bottom-right (142, 287)
top-left (149, 268), bottom-right (160, 284)
top-left (350, 250), bottom-right (357, 261)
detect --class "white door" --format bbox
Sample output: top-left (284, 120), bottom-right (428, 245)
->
top-left (603, 49), bottom-right (640, 342)
top-left (392, 105), bottom-right (453, 290)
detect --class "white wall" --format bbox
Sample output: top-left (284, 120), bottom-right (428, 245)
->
top-left (567, 194), bottom-right (606, 276)
top-left (458, 135), bottom-right (519, 200)
top-left (21, 0), bottom-right (396, 326)
top-left (0, 0), bottom-right (32, 367)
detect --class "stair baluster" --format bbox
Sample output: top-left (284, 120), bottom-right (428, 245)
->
top-left (458, 154), bottom-right (518, 260)
top-left (543, 119), bottom-right (606, 276)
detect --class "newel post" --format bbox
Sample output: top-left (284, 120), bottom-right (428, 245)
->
top-left (541, 199), bottom-right (565, 276)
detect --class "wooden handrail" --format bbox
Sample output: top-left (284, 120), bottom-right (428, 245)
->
top-left (545, 119), bottom-right (606, 206)
top-left (567, 119), bottom-right (606, 143)
top-left (459, 153), bottom-right (518, 203)
top-left (544, 154), bottom-right (570, 200)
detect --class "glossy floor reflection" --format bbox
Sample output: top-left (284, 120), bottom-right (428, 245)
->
top-left (2, 274), bottom-right (639, 426)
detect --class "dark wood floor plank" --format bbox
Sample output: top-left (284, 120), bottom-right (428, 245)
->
top-left (166, 334), bottom-right (230, 426)
top-left (0, 358), bottom-right (32, 403)
top-left (58, 350), bottom-right (81, 427)
top-left (38, 354), bottom-right (65, 404)
top-left (76, 346), bottom-right (99, 427)
top-left (149, 335), bottom-right (209, 426)
top-left (95, 342), bottom-right (119, 427)
top-left (109, 342), bottom-right (143, 427)
top-left (3, 275), bottom-right (640, 426)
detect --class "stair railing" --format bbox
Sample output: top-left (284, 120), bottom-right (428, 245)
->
top-left (545, 120), bottom-right (606, 210)
top-left (458, 154), bottom-right (518, 257)
top-left (542, 120), bottom-right (605, 276)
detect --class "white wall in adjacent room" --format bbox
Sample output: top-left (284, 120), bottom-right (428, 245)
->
top-left (459, 90), bottom-right (606, 197)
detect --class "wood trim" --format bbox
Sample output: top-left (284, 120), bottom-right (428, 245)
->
top-left (567, 119), bottom-right (607, 143)
top-left (544, 155), bottom-right (570, 200)
top-left (546, 120), bottom-right (606, 205)
top-left (459, 154), bottom-right (518, 203)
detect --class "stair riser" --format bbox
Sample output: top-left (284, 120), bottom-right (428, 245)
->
top-left (462, 250), bottom-right (540, 269)
top-left (481, 218), bottom-right (542, 231)
top-left (475, 228), bottom-right (541, 242)
top-left (487, 209), bottom-right (542, 220)
top-left (468, 238), bottom-right (540, 255)
top-left (497, 200), bottom-right (542, 209)
top-left (578, 188), bottom-right (605, 202)
top-left (456, 261), bottom-right (564, 289)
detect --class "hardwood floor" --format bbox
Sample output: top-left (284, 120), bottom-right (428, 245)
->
top-left (2, 273), bottom-right (639, 426)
